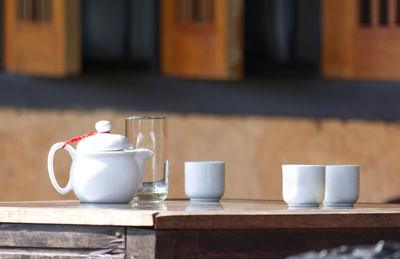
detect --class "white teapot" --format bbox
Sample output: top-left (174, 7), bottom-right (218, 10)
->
top-left (48, 120), bottom-right (152, 203)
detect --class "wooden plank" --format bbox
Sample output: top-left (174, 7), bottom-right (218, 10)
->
top-left (352, 24), bottom-right (400, 80)
top-left (3, 0), bottom-right (17, 72)
top-left (371, 0), bottom-right (379, 27)
top-left (0, 201), bottom-right (155, 227)
top-left (227, 0), bottom-right (243, 78)
top-left (3, 201), bottom-right (400, 230)
top-left (64, 0), bottom-right (81, 75)
top-left (388, 0), bottom-right (396, 27)
top-left (0, 248), bottom-right (124, 258)
top-left (153, 201), bottom-right (400, 229)
top-left (322, 0), bottom-right (357, 79)
top-left (0, 223), bottom-right (125, 258)
top-left (126, 228), bottom-right (156, 259)
top-left (154, 213), bottom-right (400, 230)
top-left (0, 224), bottom-right (125, 250)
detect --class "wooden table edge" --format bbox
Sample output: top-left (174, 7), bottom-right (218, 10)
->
top-left (153, 212), bottom-right (400, 230)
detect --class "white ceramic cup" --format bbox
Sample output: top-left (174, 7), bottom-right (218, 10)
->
top-left (323, 165), bottom-right (359, 208)
top-left (282, 165), bottom-right (325, 208)
top-left (185, 161), bottom-right (225, 202)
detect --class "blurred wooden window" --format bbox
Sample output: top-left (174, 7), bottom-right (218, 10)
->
top-left (323, 0), bottom-right (400, 80)
top-left (161, 0), bottom-right (243, 80)
top-left (17, 0), bottom-right (52, 23)
top-left (3, 0), bottom-right (80, 77)
top-left (379, 0), bottom-right (388, 25)
top-left (360, 0), bottom-right (371, 25)
top-left (176, 0), bottom-right (214, 24)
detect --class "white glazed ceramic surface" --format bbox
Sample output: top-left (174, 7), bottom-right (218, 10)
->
top-left (48, 143), bottom-right (152, 203)
top-left (282, 165), bottom-right (325, 208)
top-left (47, 121), bottom-right (152, 203)
top-left (77, 120), bottom-right (133, 152)
top-left (185, 161), bottom-right (225, 202)
top-left (323, 165), bottom-right (359, 208)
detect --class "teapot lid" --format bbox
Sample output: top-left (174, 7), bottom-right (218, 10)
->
top-left (76, 120), bottom-right (132, 152)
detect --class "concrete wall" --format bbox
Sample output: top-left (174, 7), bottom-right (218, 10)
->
top-left (1, 107), bottom-right (400, 203)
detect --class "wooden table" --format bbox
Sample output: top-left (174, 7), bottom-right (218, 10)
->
top-left (1, 200), bottom-right (400, 258)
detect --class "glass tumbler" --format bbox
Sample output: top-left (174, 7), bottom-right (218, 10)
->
top-left (125, 116), bottom-right (168, 202)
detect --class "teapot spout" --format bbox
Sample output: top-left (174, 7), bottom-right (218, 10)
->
top-left (133, 148), bottom-right (153, 184)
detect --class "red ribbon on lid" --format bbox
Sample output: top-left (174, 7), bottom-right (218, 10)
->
top-left (62, 131), bottom-right (110, 149)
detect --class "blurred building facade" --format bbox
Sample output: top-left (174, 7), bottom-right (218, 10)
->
top-left (1, 0), bottom-right (400, 203)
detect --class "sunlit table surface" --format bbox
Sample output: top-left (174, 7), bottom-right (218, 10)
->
top-left (0, 199), bottom-right (399, 229)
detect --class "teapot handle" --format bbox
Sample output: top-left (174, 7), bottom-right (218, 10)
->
top-left (47, 142), bottom-right (76, 195)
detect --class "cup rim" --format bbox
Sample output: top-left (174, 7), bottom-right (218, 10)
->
top-left (185, 161), bottom-right (224, 164)
top-left (126, 115), bottom-right (166, 120)
top-left (282, 164), bottom-right (325, 167)
top-left (325, 165), bottom-right (360, 167)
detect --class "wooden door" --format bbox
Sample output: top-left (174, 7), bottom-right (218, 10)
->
top-left (323, 0), bottom-right (400, 80)
top-left (161, 0), bottom-right (243, 80)
top-left (3, 0), bottom-right (81, 77)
